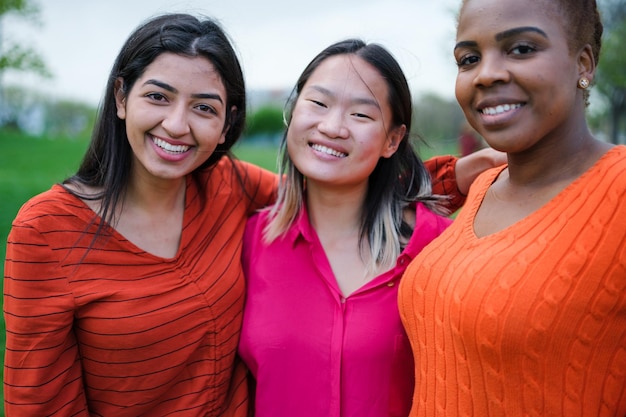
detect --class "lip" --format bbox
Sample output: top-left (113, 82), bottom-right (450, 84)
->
top-left (475, 98), bottom-right (525, 127)
top-left (308, 140), bottom-right (349, 158)
top-left (149, 134), bottom-right (193, 161)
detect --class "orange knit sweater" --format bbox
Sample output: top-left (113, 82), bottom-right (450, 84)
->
top-left (399, 146), bottom-right (626, 417)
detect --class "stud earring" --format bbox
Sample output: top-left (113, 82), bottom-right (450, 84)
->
top-left (578, 78), bottom-right (590, 89)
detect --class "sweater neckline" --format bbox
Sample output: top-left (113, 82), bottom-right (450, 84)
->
top-left (462, 145), bottom-right (624, 242)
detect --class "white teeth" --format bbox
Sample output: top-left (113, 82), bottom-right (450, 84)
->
top-left (481, 103), bottom-right (522, 115)
top-left (310, 143), bottom-right (347, 158)
top-left (152, 137), bottom-right (190, 154)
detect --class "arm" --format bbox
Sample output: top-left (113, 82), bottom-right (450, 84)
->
top-left (4, 222), bottom-right (89, 416)
top-left (232, 159), bottom-right (278, 214)
top-left (425, 148), bottom-right (506, 212)
top-left (454, 148), bottom-right (507, 195)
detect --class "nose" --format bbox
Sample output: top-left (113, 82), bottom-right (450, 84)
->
top-left (161, 102), bottom-right (191, 137)
top-left (473, 52), bottom-right (511, 88)
top-left (317, 108), bottom-right (349, 139)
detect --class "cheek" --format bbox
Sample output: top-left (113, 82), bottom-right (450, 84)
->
top-left (354, 129), bottom-right (387, 158)
top-left (289, 108), bottom-right (313, 133)
top-left (285, 129), bottom-right (301, 161)
top-left (455, 76), bottom-right (470, 106)
top-left (125, 106), bottom-right (154, 129)
top-left (285, 111), bottom-right (313, 146)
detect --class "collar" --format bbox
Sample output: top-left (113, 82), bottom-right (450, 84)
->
top-left (285, 203), bottom-right (315, 248)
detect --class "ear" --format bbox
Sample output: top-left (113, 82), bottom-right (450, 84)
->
top-left (381, 124), bottom-right (406, 158)
top-left (219, 105), bottom-right (237, 145)
top-left (577, 44), bottom-right (596, 84)
top-left (114, 77), bottom-right (127, 120)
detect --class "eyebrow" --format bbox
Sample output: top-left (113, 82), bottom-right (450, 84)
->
top-left (495, 26), bottom-right (548, 41)
top-left (143, 79), bottom-right (224, 103)
top-left (310, 85), bottom-right (380, 109)
top-left (454, 26), bottom-right (549, 50)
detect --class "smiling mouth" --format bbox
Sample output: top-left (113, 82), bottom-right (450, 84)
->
top-left (310, 143), bottom-right (348, 158)
top-left (152, 136), bottom-right (191, 154)
top-left (479, 103), bottom-right (523, 115)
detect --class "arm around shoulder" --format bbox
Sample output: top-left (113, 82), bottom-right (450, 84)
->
top-left (424, 149), bottom-right (506, 213)
top-left (454, 148), bottom-right (507, 195)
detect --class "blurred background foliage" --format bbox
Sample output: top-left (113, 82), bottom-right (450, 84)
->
top-left (0, 0), bottom-right (625, 144)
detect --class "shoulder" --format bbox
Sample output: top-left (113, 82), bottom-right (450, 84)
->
top-left (12, 185), bottom-right (85, 227)
top-left (245, 210), bottom-right (268, 234)
top-left (242, 210), bottom-right (272, 264)
top-left (589, 145), bottom-right (626, 190)
top-left (602, 145), bottom-right (626, 172)
top-left (8, 185), bottom-right (92, 251)
top-left (414, 203), bottom-right (453, 235)
top-left (207, 157), bottom-right (276, 183)
top-left (201, 157), bottom-right (277, 198)
top-left (400, 203), bottom-right (453, 258)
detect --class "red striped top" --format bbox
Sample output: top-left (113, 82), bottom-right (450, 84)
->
top-left (4, 158), bottom-right (277, 416)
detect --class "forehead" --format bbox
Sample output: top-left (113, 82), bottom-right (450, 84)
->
top-left (141, 53), bottom-right (224, 87)
top-left (313, 55), bottom-right (380, 86)
top-left (457, 0), bottom-right (565, 40)
top-left (305, 54), bottom-right (389, 100)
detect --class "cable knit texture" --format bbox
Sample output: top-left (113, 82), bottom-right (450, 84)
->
top-left (399, 146), bottom-right (626, 417)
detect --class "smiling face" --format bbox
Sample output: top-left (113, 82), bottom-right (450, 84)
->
top-left (115, 52), bottom-right (229, 183)
top-left (454, 0), bottom-right (594, 154)
top-left (286, 54), bottom-right (404, 192)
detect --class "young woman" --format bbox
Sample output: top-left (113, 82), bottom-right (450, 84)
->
top-left (3, 12), bottom-right (500, 417)
top-left (238, 39), bottom-right (455, 417)
top-left (3, 13), bottom-right (277, 416)
top-left (399, 0), bottom-right (626, 415)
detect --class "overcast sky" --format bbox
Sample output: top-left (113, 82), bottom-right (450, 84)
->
top-left (3, 0), bottom-right (463, 106)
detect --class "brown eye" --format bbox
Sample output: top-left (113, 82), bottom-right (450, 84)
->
top-left (457, 54), bottom-right (480, 67)
top-left (511, 43), bottom-right (536, 55)
top-left (196, 104), bottom-right (217, 115)
top-left (146, 92), bottom-right (167, 102)
top-left (309, 99), bottom-right (327, 108)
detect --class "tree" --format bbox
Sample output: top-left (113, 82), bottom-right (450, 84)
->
top-left (0, 0), bottom-right (48, 76)
top-left (244, 105), bottom-right (285, 144)
top-left (596, 0), bottom-right (626, 143)
top-left (413, 92), bottom-right (465, 146)
top-left (0, 0), bottom-right (50, 126)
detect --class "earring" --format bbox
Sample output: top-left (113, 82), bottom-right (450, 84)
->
top-left (578, 77), bottom-right (590, 89)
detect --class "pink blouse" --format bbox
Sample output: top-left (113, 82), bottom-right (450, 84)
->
top-left (239, 203), bottom-right (451, 417)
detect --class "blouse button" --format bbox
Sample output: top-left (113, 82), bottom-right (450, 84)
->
top-left (387, 282), bottom-right (395, 287)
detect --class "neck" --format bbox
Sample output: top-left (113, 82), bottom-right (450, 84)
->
top-left (506, 124), bottom-right (604, 187)
top-left (306, 182), bottom-right (366, 238)
top-left (125, 171), bottom-right (187, 214)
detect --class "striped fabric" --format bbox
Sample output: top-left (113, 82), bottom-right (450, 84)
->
top-left (399, 146), bottom-right (626, 417)
top-left (4, 158), bottom-right (276, 416)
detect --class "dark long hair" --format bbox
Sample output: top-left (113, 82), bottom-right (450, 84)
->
top-left (64, 13), bottom-right (246, 235)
